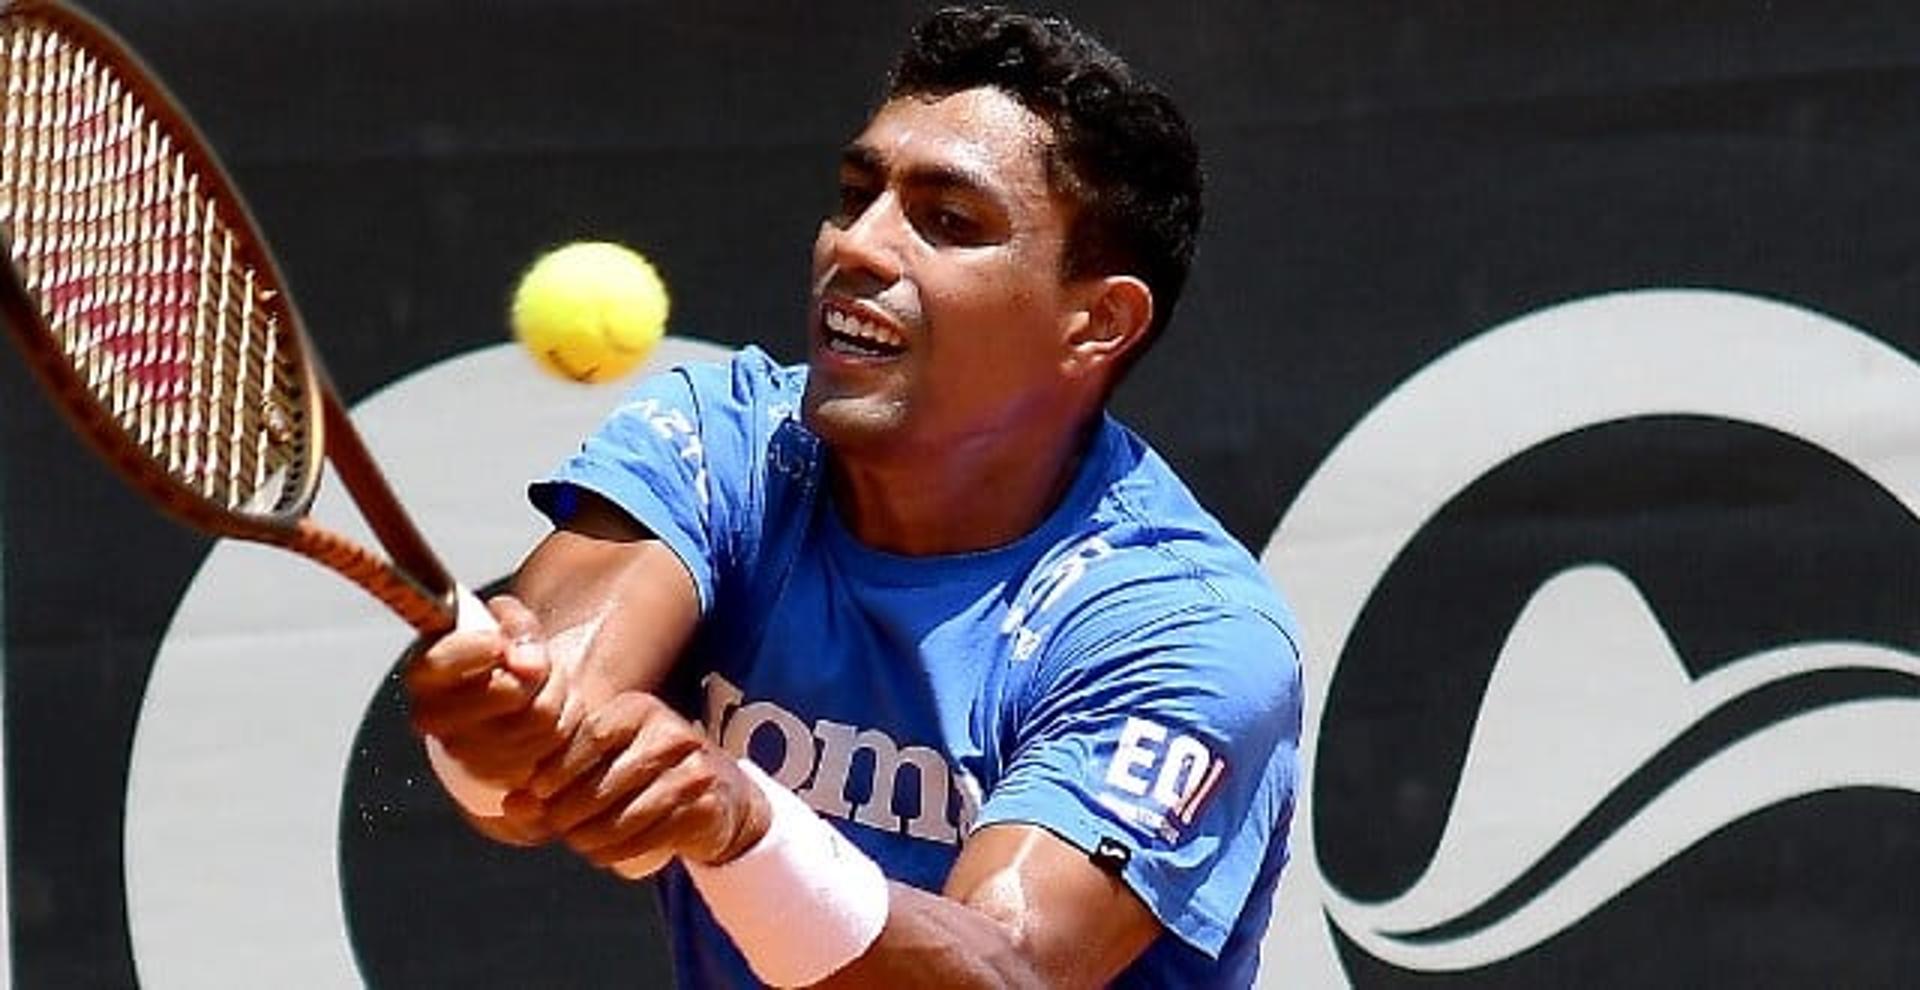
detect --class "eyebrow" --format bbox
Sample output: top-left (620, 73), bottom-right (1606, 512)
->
top-left (839, 142), bottom-right (1004, 203)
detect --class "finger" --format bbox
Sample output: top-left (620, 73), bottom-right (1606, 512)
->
top-left (424, 703), bottom-right (582, 791)
top-left (429, 732), bottom-right (563, 783)
top-left (575, 754), bottom-right (772, 868)
top-left (501, 789), bottom-right (552, 837)
top-left (406, 628), bottom-right (509, 692)
top-left (564, 763), bottom-right (720, 861)
top-left (490, 596), bottom-right (553, 687)
top-left (407, 594), bottom-right (551, 694)
top-left (527, 693), bottom-right (654, 800)
top-left (501, 636), bottom-right (552, 691)
top-left (474, 797), bottom-right (552, 847)
top-left (414, 700), bottom-right (574, 785)
top-left (489, 594), bottom-right (540, 641)
top-left (407, 666), bottom-right (542, 737)
top-left (543, 726), bottom-right (704, 833)
top-left (607, 847), bottom-right (675, 881)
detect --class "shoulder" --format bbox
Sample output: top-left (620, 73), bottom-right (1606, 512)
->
top-left (629, 345), bottom-right (817, 480)
top-left (1005, 429), bottom-right (1302, 723)
top-left (1024, 571), bottom-right (1302, 728)
top-left (670, 345), bottom-right (807, 417)
top-left (1016, 418), bottom-right (1300, 670)
top-left (531, 347), bottom-right (820, 609)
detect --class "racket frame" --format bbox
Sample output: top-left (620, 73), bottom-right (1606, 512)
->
top-left (0, 0), bottom-right (464, 634)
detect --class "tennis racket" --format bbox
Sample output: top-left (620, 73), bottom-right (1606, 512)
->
top-left (0, 0), bottom-right (490, 638)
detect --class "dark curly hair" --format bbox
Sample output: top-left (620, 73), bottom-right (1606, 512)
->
top-left (887, 5), bottom-right (1203, 363)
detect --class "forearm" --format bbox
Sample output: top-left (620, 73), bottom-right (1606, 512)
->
top-left (688, 767), bottom-right (1153, 989)
top-left (413, 500), bottom-right (699, 829)
top-left (509, 525), bottom-right (700, 701)
top-left (813, 883), bottom-right (1050, 990)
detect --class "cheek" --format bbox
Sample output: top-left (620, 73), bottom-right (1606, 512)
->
top-left (1003, 281), bottom-right (1045, 317)
top-left (948, 259), bottom-right (1045, 315)
top-left (987, 272), bottom-right (1067, 346)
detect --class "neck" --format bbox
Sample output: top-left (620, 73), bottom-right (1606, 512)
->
top-left (828, 415), bottom-right (1100, 557)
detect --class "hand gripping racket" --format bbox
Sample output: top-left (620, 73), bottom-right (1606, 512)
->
top-left (0, 0), bottom-right (490, 637)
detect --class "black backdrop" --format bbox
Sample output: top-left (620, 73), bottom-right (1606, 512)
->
top-left (5, 1), bottom-right (1920, 986)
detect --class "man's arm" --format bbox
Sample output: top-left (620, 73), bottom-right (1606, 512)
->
top-left (406, 492), bottom-right (702, 838)
top-left (414, 496), bottom-right (1168, 983)
top-left (815, 824), bottom-right (1162, 989)
top-left (527, 691), bottom-right (1163, 988)
top-left (510, 492), bottom-right (702, 703)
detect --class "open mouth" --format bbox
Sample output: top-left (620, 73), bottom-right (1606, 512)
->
top-left (821, 304), bottom-right (907, 359)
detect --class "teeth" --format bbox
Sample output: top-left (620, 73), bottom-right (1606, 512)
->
top-left (824, 307), bottom-right (905, 349)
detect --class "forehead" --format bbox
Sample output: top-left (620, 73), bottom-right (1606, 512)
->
top-left (848, 87), bottom-right (1056, 193)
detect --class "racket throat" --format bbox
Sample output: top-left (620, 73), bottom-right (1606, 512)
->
top-left (283, 519), bottom-right (455, 635)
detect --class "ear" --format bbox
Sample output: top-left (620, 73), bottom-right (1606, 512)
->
top-left (1061, 275), bottom-right (1154, 381)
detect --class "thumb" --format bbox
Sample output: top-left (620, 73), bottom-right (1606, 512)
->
top-left (489, 595), bottom-right (551, 684)
top-left (490, 594), bottom-right (540, 641)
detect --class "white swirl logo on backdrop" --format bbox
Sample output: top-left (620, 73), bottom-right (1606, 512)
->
top-left (122, 337), bottom-right (732, 988)
top-left (1257, 289), bottom-right (1920, 986)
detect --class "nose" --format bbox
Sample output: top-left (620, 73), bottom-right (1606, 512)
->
top-left (820, 192), bottom-right (905, 289)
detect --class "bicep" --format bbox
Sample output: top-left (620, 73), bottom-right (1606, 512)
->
top-left (942, 823), bottom-right (1162, 986)
top-left (512, 490), bottom-right (701, 699)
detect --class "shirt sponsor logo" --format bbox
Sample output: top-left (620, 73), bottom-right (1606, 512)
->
top-left (1100, 715), bottom-right (1227, 843)
top-left (701, 672), bottom-right (978, 845)
top-left (623, 395), bottom-right (710, 506)
top-left (1000, 536), bottom-right (1113, 662)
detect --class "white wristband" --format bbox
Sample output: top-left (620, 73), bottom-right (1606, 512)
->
top-left (686, 760), bottom-right (890, 987)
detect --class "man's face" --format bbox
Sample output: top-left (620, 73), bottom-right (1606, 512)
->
top-left (802, 86), bottom-right (1089, 464)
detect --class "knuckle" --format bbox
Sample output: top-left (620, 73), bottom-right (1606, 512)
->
top-left (584, 716), bottom-right (623, 748)
top-left (681, 791), bottom-right (721, 829)
top-left (582, 702), bottom-right (626, 741)
top-left (634, 692), bottom-right (667, 715)
top-left (651, 723), bottom-right (706, 763)
top-left (613, 692), bottom-right (662, 723)
top-left (584, 693), bottom-right (665, 746)
top-left (680, 761), bottom-right (719, 795)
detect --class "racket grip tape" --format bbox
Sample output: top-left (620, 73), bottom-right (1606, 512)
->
top-left (283, 519), bottom-right (467, 635)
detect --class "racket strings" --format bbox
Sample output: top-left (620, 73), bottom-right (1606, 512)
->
top-left (0, 18), bottom-right (311, 517)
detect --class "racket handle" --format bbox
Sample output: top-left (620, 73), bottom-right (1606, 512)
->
top-left (451, 583), bottom-right (499, 633)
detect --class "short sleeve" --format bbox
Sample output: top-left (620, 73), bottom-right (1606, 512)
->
top-left (529, 347), bottom-right (786, 613)
top-left (975, 599), bottom-right (1303, 958)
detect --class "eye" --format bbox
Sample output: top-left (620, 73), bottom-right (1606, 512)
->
top-left (831, 179), bottom-right (877, 227)
top-left (919, 203), bottom-right (987, 246)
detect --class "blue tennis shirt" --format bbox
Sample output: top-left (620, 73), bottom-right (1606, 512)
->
top-left (532, 347), bottom-right (1302, 988)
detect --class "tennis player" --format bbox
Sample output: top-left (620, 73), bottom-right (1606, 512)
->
top-left (408, 6), bottom-right (1302, 987)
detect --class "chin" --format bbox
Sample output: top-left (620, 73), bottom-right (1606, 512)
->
top-left (801, 387), bottom-right (911, 455)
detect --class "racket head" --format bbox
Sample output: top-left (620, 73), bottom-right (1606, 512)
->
top-left (0, 0), bottom-right (326, 541)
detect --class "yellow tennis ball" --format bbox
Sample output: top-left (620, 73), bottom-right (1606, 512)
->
top-left (511, 241), bottom-right (669, 384)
